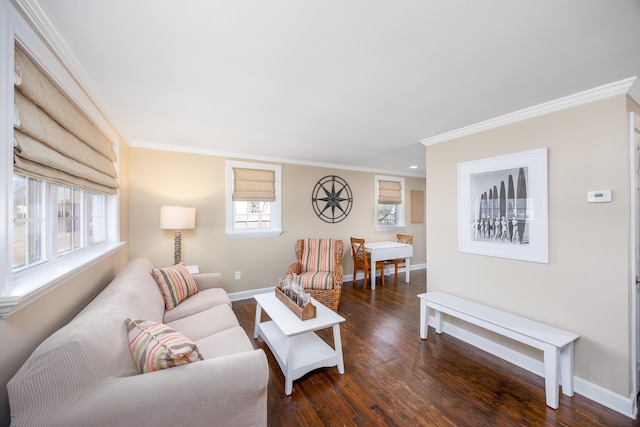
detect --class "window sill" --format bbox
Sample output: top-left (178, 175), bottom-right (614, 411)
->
top-left (0, 242), bottom-right (125, 318)
top-left (226, 229), bottom-right (283, 239)
top-left (375, 225), bottom-right (406, 232)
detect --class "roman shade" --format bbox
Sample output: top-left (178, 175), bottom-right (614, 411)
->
top-left (12, 45), bottom-right (118, 194)
top-left (232, 167), bottom-right (276, 202)
top-left (378, 180), bottom-right (402, 204)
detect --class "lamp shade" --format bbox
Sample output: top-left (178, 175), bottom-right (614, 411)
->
top-left (160, 205), bottom-right (196, 230)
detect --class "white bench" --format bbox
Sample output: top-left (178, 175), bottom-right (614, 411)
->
top-left (418, 291), bottom-right (579, 409)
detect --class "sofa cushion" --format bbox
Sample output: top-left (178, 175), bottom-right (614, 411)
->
top-left (163, 288), bottom-right (231, 323)
top-left (166, 303), bottom-right (239, 341)
top-left (126, 319), bottom-right (203, 374)
top-left (151, 263), bottom-right (199, 310)
top-left (196, 326), bottom-right (255, 358)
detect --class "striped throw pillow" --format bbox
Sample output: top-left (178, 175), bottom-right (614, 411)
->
top-left (126, 319), bottom-right (204, 374)
top-left (151, 263), bottom-right (198, 311)
top-left (301, 239), bottom-right (334, 272)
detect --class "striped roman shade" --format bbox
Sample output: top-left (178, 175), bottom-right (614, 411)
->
top-left (13, 45), bottom-right (119, 194)
top-left (232, 167), bottom-right (276, 202)
top-left (378, 180), bottom-right (402, 204)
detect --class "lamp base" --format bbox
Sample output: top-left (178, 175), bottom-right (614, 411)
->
top-left (173, 230), bottom-right (182, 265)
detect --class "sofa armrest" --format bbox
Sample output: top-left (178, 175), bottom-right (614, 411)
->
top-left (12, 350), bottom-right (269, 427)
top-left (192, 272), bottom-right (223, 290)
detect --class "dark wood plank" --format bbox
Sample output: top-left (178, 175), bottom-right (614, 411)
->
top-left (232, 270), bottom-right (640, 426)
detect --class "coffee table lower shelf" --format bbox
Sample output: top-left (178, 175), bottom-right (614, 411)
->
top-left (258, 321), bottom-right (341, 394)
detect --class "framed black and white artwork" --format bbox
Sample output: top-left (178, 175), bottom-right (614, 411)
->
top-left (458, 148), bottom-right (548, 263)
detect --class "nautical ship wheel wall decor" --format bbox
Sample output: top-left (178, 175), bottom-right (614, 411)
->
top-left (311, 175), bottom-right (353, 223)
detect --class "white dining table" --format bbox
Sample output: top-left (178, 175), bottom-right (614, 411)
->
top-left (364, 241), bottom-right (413, 289)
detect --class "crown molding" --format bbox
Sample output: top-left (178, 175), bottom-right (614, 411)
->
top-left (129, 139), bottom-right (426, 178)
top-left (421, 77), bottom-right (639, 147)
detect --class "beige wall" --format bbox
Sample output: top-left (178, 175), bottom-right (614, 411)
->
top-left (129, 148), bottom-right (426, 292)
top-left (426, 95), bottom-right (631, 397)
top-left (0, 140), bottom-right (131, 426)
top-left (629, 97), bottom-right (640, 116)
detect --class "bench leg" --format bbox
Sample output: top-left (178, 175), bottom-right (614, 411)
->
top-left (420, 298), bottom-right (429, 339)
top-left (543, 346), bottom-right (560, 409)
top-left (434, 309), bottom-right (444, 334)
top-left (559, 343), bottom-right (575, 397)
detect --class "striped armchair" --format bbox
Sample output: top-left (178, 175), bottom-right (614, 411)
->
top-left (286, 238), bottom-right (344, 312)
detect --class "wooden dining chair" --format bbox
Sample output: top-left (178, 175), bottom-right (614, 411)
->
top-left (350, 237), bottom-right (385, 289)
top-left (387, 234), bottom-right (413, 285)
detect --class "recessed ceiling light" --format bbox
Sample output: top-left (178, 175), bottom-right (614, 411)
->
top-left (409, 165), bottom-right (418, 169)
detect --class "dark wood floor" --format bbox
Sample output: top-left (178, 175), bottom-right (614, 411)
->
top-left (232, 270), bottom-right (640, 426)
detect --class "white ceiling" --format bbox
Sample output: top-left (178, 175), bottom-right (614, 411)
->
top-left (20, 0), bottom-right (640, 177)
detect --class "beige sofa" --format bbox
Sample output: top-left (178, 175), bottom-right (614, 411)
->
top-left (7, 258), bottom-right (269, 427)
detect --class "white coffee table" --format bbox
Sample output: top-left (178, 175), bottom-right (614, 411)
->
top-left (253, 292), bottom-right (346, 395)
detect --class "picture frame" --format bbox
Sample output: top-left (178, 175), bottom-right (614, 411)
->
top-left (458, 148), bottom-right (548, 263)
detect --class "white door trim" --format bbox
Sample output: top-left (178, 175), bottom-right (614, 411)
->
top-left (629, 112), bottom-right (640, 412)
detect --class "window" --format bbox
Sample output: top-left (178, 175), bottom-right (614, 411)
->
top-left (234, 201), bottom-right (271, 230)
top-left (226, 161), bottom-right (282, 238)
top-left (12, 175), bottom-right (107, 274)
top-left (12, 175), bottom-right (45, 271)
top-left (88, 193), bottom-right (106, 245)
top-left (57, 185), bottom-right (82, 255)
top-left (375, 175), bottom-right (405, 230)
top-left (1, 8), bottom-right (122, 317)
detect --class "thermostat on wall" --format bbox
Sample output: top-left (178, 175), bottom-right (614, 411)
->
top-left (587, 190), bottom-right (611, 203)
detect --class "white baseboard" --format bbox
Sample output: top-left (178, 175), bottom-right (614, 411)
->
top-left (344, 263), bottom-right (427, 283)
top-left (228, 286), bottom-right (273, 302)
top-left (429, 316), bottom-right (637, 419)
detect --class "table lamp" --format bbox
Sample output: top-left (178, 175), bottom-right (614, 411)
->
top-left (160, 204), bottom-right (196, 265)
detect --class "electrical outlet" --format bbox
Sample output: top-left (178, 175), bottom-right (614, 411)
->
top-left (234, 271), bottom-right (241, 280)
